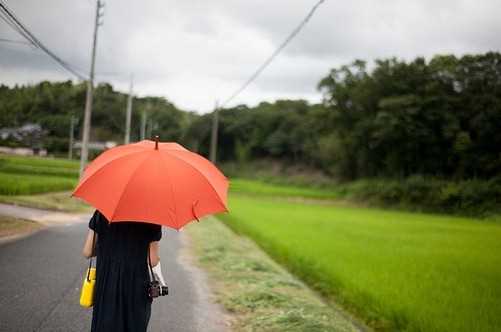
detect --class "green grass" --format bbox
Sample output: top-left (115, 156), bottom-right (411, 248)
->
top-left (186, 217), bottom-right (363, 332)
top-left (220, 194), bottom-right (501, 332)
top-left (0, 155), bottom-right (79, 196)
top-left (0, 154), bottom-right (79, 178)
top-left (0, 172), bottom-right (76, 195)
top-left (0, 154), bottom-right (79, 170)
top-left (0, 163), bottom-right (79, 178)
top-left (230, 178), bottom-right (339, 200)
top-left (0, 156), bottom-right (89, 210)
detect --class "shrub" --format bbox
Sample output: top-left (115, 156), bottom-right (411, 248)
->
top-left (339, 177), bottom-right (501, 216)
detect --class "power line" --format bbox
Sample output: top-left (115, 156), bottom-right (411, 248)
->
top-left (221, 0), bottom-right (326, 107)
top-left (0, 0), bottom-right (87, 80)
top-left (0, 9), bottom-right (37, 47)
top-left (0, 37), bottom-right (31, 45)
top-left (0, 0), bottom-right (87, 79)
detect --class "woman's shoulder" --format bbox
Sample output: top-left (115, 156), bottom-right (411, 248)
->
top-left (89, 210), bottom-right (109, 232)
top-left (149, 223), bottom-right (162, 241)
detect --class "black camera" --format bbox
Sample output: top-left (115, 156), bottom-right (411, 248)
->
top-left (148, 280), bottom-right (168, 298)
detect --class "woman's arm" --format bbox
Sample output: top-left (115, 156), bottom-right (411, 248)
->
top-left (82, 229), bottom-right (96, 258)
top-left (149, 241), bottom-right (160, 267)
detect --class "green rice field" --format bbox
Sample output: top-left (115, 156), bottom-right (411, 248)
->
top-left (0, 154), bottom-right (78, 168)
top-left (0, 154), bottom-right (78, 195)
top-left (219, 194), bottom-right (501, 332)
top-left (230, 178), bottom-right (339, 200)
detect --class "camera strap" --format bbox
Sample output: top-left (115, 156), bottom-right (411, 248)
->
top-left (86, 231), bottom-right (96, 282)
top-left (148, 244), bottom-right (156, 283)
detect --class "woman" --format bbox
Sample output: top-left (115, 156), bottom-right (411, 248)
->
top-left (82, 210), bottom-right (162, 332)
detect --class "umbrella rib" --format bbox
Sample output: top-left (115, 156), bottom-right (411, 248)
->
top-left (109, 153), bottom-right (152, 221)
top-left (164, 151), bottom-right (227, 209)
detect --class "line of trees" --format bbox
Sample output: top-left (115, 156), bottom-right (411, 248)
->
top-left (1, 52), bottom-right (500, 181)
top-left (0, 81), bottom-right (194, 155)
top-left (191, 52), bottom-right (501, 180)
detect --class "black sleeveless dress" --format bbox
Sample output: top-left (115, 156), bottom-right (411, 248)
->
top-left (88, 210), bottom-right (162, 332)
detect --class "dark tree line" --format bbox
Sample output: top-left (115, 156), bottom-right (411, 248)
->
top-left (189, 52), bottom-right (501, 180)
top-left (1, 52), bottom-right (500, 180)
top-left (316, 52), bottom-right (501, 179)
top-left (0, 81), bottom-right (195, 154)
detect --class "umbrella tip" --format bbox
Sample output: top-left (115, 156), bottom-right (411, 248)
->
top-left (154, 135), bottom-right (159, 150)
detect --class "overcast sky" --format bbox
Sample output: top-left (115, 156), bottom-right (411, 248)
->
top-left (1, 0), bottom-right (500, 112)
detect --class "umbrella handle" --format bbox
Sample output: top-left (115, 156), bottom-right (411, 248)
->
top-left (192, 201), bottom-right (200, 222)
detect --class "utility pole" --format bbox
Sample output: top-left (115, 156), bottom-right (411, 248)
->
top-left (140, 104), bottom-right (147, 141)
top-left (68, 115), bottom-right (77, 159)
top-left (209, 100), bottom-right (219, 164)
top-left (147, 118), bottom-right (153, 139)
top-left (124, 75), bottom-right (133, 144)
top-left (79, 0), bottom-right (104, 177)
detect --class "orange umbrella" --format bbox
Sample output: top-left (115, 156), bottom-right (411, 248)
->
top-left (72, 139), bottom-right (229, 230)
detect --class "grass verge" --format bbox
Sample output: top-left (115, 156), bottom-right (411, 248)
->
top-left (219, 194), bottom-right (501, 332)
top-left (0, 191), bottom-right (91, 213)
top-left (185, 216), bottom-right (364, 332)
top-left (0, 215), bottom-right (43, 238)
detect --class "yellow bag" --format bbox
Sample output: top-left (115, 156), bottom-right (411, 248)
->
top-left (80, 231), bottom-right (96, 308)
top-left (80, 267), bottom-right (96, 307)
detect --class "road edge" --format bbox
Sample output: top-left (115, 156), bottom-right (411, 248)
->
top-left (178, 228), bottom-right (233, 331)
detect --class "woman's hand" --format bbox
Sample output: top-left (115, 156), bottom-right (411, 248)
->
top-left (149, 241), bottom-right (160, 267)
top-left (82, 229), bottom-right (96, 258)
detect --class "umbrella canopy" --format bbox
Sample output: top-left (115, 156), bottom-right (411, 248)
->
top-left (72, 139), bottom-right (228, 230)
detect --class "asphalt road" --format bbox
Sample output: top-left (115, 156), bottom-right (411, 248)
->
top-left (0, 205), bottom-right (226, 332)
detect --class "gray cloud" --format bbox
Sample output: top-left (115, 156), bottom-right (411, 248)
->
top-left (1, 0), bottom-right (500, 112)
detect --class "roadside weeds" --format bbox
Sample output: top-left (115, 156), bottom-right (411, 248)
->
top-left (0, 191), bottom-right (91, 213)
top-left (185, 216), bottom-right (366, 332)
top-left (0, 215), bottom-right (44, 242)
